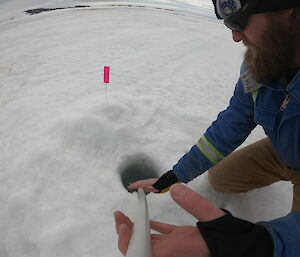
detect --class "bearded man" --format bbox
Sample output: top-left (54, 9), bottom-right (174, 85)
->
top-left (115, 0), bottom-right (300, 256)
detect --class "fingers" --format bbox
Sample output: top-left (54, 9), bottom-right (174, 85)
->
top-left (127, 178), bottom-right (159, 193)
top-left (118, 223), bottom-right (132, 255)
top-left (150, 220), bottom-right (177, 234)
top-left (127, 178), bottom-right (157, 188)
top-left (114, 211), bottom-right (133, 256)
top-left (151, 233), bottom-right (165, 240)
top-left (145, 185), bottom-right (159, 192)
top-left (170, 184), bottom-right (225, 222)
top-left (114, 211), bottom-right (133, 234)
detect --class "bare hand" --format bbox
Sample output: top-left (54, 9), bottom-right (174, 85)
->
top-left (114, 184), bottom-right (226, 257)
top-left (127, 178), bottom-right (159, 193)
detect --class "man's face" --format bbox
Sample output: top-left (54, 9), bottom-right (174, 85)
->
top-left (243, 13), bottom-right (296, 82)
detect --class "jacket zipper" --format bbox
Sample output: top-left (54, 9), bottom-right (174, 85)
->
top-left (280, 93), bottom-right (292, 111)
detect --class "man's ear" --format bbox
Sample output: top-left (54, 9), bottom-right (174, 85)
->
top-left (277, 8), bottom-right (295, 25)
top-left (282, 8), bottom-right (294, 19)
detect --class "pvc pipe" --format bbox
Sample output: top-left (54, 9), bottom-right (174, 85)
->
top-left (126, 188), bottom-right (151, 257)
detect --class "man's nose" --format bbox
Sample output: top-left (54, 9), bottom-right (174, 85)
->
top-left (232, 31), bottom-right (245, 42)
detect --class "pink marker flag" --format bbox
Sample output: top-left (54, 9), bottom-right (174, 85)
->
top-left (104, 66), bottom-right (110, 83)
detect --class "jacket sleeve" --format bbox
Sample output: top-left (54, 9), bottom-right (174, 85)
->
top-left (172, 77), bottom-right (257, 183)
top-left (259, 211), bottom-right (300, 257)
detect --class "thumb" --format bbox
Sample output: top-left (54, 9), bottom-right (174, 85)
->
top-left (170, 184), bottom-right (225, 222)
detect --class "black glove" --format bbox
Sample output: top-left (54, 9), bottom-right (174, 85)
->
top-left (197, 209), bottom-right (274, 257)
top-left (152, 170), bottom-right (180, 193)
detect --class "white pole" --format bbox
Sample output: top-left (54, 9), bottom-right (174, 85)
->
top-left (126, 188), bottom-right (151, 257)
top-left (106, 84), bottom-right (108, 101)
top-left (104, 66), bottom-right (110, 101)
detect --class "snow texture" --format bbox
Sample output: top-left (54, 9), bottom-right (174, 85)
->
top-left (0, 1), bottom-right (292, 257)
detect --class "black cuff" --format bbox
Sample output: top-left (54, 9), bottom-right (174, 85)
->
top-left (197, 210), bottom-right (274, 257)
top-left (152, 170), bottom-right (179, 192)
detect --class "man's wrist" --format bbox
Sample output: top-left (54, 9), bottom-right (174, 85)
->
top-left (152, 170), bottom-right (180, 193)
top-left (196, 209), bottom-right (274, 257)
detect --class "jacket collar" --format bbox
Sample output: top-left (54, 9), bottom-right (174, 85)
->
top-left (241, 69), bottom-right (263, 93)
top-left (287, 70), bottom-right (300, 102)
top-left (241, 62), bottom-right (300, 95)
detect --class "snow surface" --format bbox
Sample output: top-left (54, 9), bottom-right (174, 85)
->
top-left (0, 0), bottom-right (215, 24)
top-left (0, 2), bottom-right (293, 257)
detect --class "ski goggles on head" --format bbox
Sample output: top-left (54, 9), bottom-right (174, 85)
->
top-left (213, 0), bottom-right (260, 32)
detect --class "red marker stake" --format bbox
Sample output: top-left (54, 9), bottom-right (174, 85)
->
top-left (104, 66), bottom-right (110, 100)
top-left (104, 66), bottom-right (110, 83)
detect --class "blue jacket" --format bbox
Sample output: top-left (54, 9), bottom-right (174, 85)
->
top-left (172, 64), bottom-right (300, 257)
